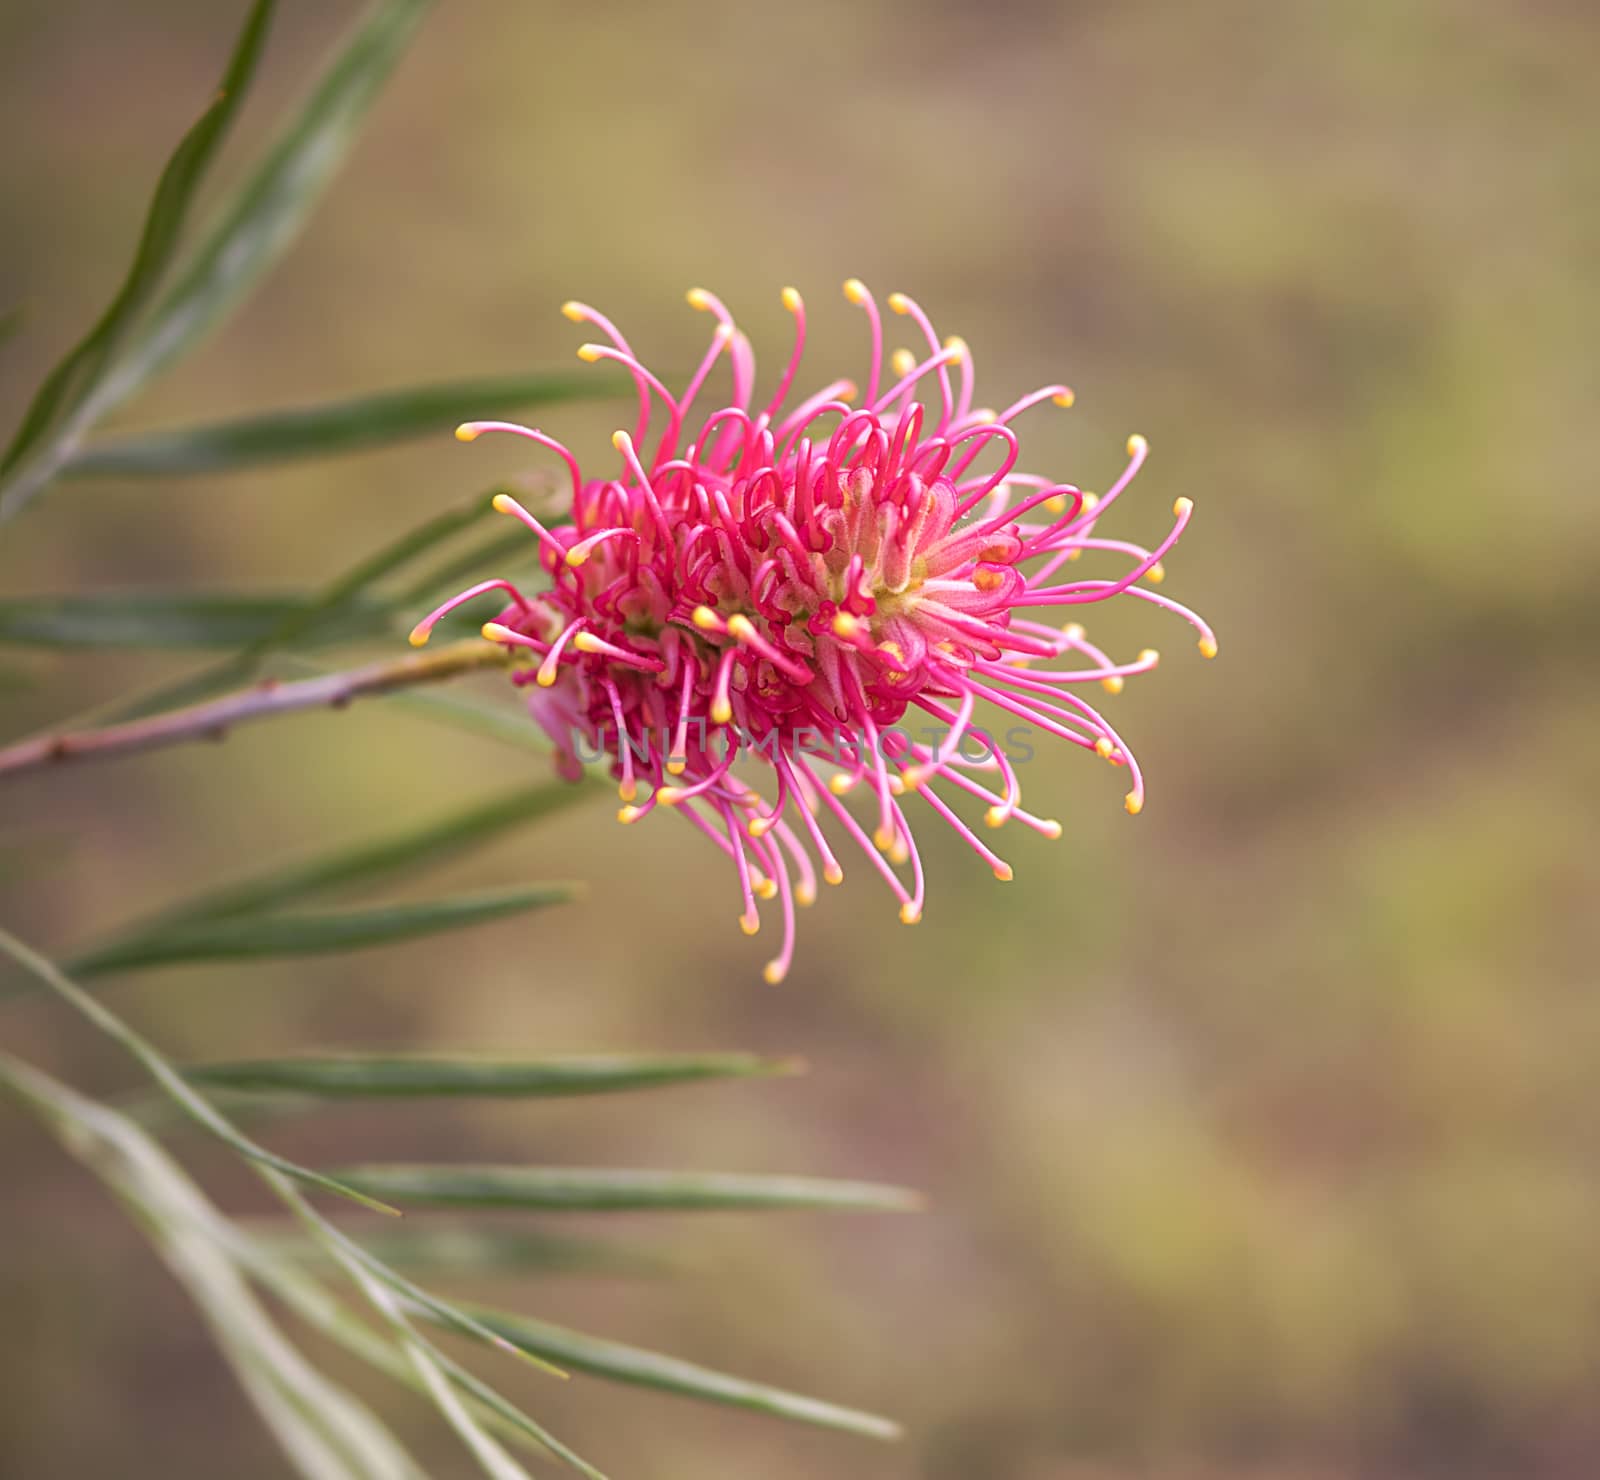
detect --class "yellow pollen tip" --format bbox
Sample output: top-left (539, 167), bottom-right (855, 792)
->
top-left (617, 805), bottom-right (643, 824)
top-left (1173, 496), bottom-right (1193, 518)
top-left (780, 285), bottom-right (802, 312)
top-left (655, 787), bottom-right (682, 807)
top-left (1125, 793), bottom-right (1144, 816)
top-left (1081, 492), bottom-right (1100, 512)
top-left (887, 292), bottom-right (912, 315)
top-left (408, 625), bottom-right (431, 647)
top-left (692, 605), bottom-right (719, 630)
top-left (1041, 819), bottom-right (1063, 840)
top-left (900, 767), bottom-right (925, 791)
top-left (838, 380), bottom-right (858, 403)
top-left (610, 428), bottom-right (631, 451)
top-left (943, 335), bottom-right (968, 362)
top-left (454, 423), bottom-right (480, 442)
top-left (831, 612), bottom-right (861, 640)
top-left (985, 806), bottom-right (1007, 829)
top-left (666, 756), bottom-right (687, 776)
top-left (747, 817), bottom-right (772, 838)
top-left (891, 348), bottom-right (916, 377)
top-left (1062, 623), bottom-right (1086, 643)
top-left (491, 492), bottom-right (517, 515)
top-left (560, 301), bottom-right (585, 322)
top-left (842, 278), bottom-right (868, 304)
top-left (727, 614), bottom-right (756, 640)
top-left (762, 960), bottom-right (787, 984)
top-left (1102, 675), bottom-right (1125, 696)
top-left (756, 879), bottom-right (778, 903)
top-left (889, 838), bottom-right (909, 865)
top-left (828, 773), bottom-right (855, 796)
top-left (899, 902), bottom-right (922, 925)
top-left (1199, 636), bottom-right (1219, 660)
top-left (480, 622), bottom-right (512, 642)
top-left (1095, 737), bottom-right (1115, 759)
top-left (796, 883), bottom-right (817, 907)
top-left (993, 863), bottom-right (1015, 882)
top-left (888, 776), bottom-right (906, 796)
top-left (823, 863), bottom-right (845, 885)
top-left (971, 408), bottom-right (998, 423)
top-left (686, 287), bottom-right (712, 310)
top-left (1147, 562), bottom-right (1165, 584)
top-left (573, 632), bottom-right (605, 653)
top-left (1044, 495), bottom-right (1068, 514)
top-left (1052, 389), bottom-right (1076, 408)
top-left (711, 698), bottom-right (732, 725)
top-left (872, 827), bottom-right (895, 853)
top-left (1139, 648), bottom-right (1160, 666)
top-left (577, 343), bottom-right (604, 363)
top-left (739, 912), bottom-right (760, 936)
top-left (617, 780), bottom-right (637, 802)
top-left (1127, 433), bottom-right (1148, 457)
top-left (565, 545), bottom-right (590, 567)
top-left (535, 669), bottom-right (557, 688)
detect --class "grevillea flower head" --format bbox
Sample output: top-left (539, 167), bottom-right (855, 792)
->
top-left (412, 283), bottom-right (1215, 982)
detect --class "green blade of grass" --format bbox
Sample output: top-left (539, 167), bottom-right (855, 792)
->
top-left (0, 591), bottom-right (391, 650)
top-left (447, 1306), bottom-right (903, 1442)
top-left (327, 1165), bottom-right (924, 1214)
top-left (70, 883), bottom-right (581, 977)
top-left (184, 1052), bottom-right (801, 1100)
top-left (0, 1), bottom-right (276, 514)
top-left (65, 370), bottom-right (621, 477)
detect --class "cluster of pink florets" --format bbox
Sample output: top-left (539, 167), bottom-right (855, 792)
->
top-left (411, 282), bottom-right (1214, 982)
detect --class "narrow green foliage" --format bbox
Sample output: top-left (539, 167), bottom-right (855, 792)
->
top-left (184, 1052), bottom-right (802, 1100)
top-left (123, 781), bottom-right (597, 933)
top-left (66, 371), bottom-right (622, 477)
top-left (0, 591), bottom-right (391, 650)
top-left (329, 1165), bottom-right (924, 1214)
top-left (0, 1052), bottom-right (431, 1480)
top-left (0, 926), bottom-right (398, 1216)
top-left (449, 1306), bottom-right (903, 1442)
top-left (70, 883), bottom-right (580, 976)
top-left (0, 1), bottom-right (276, 507)
top-left (239, 1221), bottom-right (669, 1277)
top-left (105, 489), bottom-right (498, 724)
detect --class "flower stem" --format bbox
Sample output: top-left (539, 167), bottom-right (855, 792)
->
top-left (0, 639), bottom-right (507, 784)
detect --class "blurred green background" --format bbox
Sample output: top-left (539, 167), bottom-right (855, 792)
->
top-left (3, 1), bottom-right (1597, 1475)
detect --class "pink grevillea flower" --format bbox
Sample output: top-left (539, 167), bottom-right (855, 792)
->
top-left (411, 282), bottom-right (1215, 982)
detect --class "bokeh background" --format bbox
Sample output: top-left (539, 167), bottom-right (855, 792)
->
top-left (3, 1), bottom-right (1598, 1476)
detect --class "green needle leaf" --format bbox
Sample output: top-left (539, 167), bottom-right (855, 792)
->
top-left (326, 1165), bottom-right (925, 1214)
top-left (0, 0), bottom-right (434, 523)
top-left (239, 1221), bottom-right (668, 1277)
top-left (70, 883), bottom-right (581, 977)
top-left (0, 926), bottom-right (399, 1217)
top-left (0, 1), bottom-right (276, 511)
top-left (65, 371), bottom-right (623, 477)
top-left (122, 781), bottom-right (599, 933)
top-left (0, 591), bottom-right (391, 650)
top-left (441, 1307), bottom-right (902, 1442)
top-left (183, 1052), bottom-right (804, 1100)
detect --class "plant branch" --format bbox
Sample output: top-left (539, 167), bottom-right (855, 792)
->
top-left (0, 638), bottom-right (506, 785)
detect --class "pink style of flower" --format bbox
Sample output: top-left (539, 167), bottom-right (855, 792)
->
top-left (410, 282), bottom-right (1215, 983)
